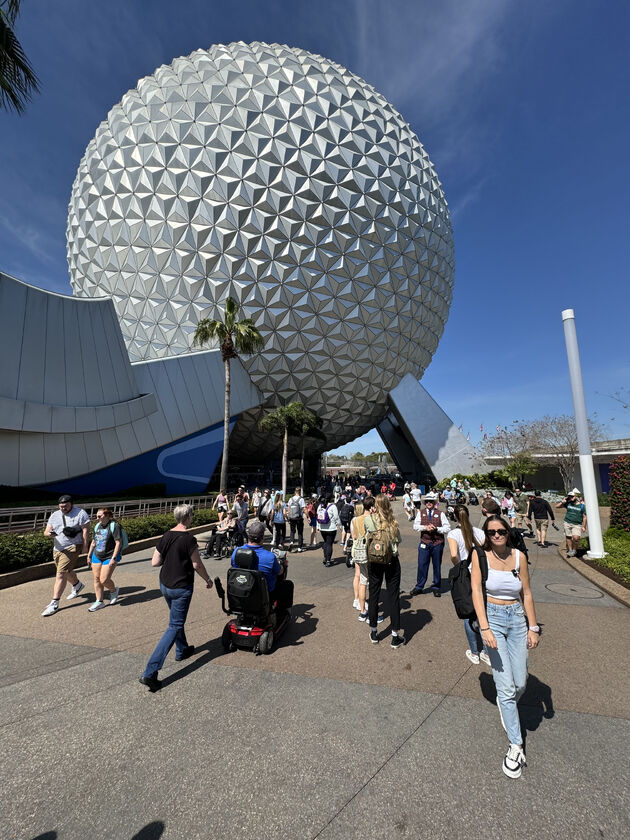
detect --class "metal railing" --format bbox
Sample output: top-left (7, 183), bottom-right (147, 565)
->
top-left (0, 494), bottom-right (228, 535)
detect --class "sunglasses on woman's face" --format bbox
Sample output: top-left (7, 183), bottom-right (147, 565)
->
top-left (487, 528), bottom-right (508, 537)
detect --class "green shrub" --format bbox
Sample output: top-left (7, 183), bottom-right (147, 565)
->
top-left (598, 492), bottom-right (610, 506)
top-left (0, 507), bottom-right (218, 574)
top-left (595, 528), bottom-right (630, 584)
top-left (609, 455), bottom-right (630, 531)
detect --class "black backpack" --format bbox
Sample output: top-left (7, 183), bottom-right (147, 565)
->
top-left (448, 547), bottom-right (488, 620)
top-left (508, 526), bottom-right (529, 560)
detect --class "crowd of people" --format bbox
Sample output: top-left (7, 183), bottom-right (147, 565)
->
top-left (38, 478), bottom-right (587, 779)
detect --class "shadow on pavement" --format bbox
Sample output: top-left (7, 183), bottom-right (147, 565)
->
top-left (159, 641), bottom-right (225, 688)
top-left (283, 602), bottom-right (317, 647)
top-left (479, 671), bottom-right (554, 743)
top-left (118, 587), bottom-right (163, 606)
top-left (399, 599), bottom-right (432, 643)
top-left (30, 833), bottom-right (57, 840)
top-left (131, 822), bottom-right (165, 839)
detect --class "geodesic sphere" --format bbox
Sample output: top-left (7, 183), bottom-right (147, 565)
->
top-left (67, 42), bottom-right (454, 453)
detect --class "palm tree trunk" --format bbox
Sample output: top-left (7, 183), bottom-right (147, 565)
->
top-left (300, 434), bottom-right (305, 491)
top-left (282, 424), bottom-right (288, 497)
top-left (220, 358), bottom-right (230, 491)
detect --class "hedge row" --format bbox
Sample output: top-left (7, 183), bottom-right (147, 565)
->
top-left (592, 528), bottom-right (630, 585)
top-left (610, 455), bottom-right (630, 531)
top-left (0, 508), bottom-right (218, 574)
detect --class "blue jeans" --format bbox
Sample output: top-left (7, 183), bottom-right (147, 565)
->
top-left (464, 618), bottom-right (483, 654)
top-left (485, 602), bottom-right (528, 746)
top-left (143, 584), bottom-right (193, 678)
top-left (416, 541), bottom-right (444, 590)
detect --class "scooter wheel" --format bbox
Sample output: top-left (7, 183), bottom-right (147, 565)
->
top-left (259, 629), bottom-right (274, 655)
top-left (221, 625), bottom-right (235, 652)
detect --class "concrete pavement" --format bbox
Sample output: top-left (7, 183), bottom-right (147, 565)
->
top-left (1, 502), bottom-right (628, 840)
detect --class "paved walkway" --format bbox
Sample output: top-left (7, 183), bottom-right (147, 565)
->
top-left (1, 503), bottom-right (628, 840)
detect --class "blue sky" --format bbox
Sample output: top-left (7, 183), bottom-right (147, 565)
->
top-left (2, 0), bottom-right (629, 455)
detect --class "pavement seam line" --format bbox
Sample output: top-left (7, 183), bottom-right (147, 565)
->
top-left (309, 664), bottom-right (474, 840)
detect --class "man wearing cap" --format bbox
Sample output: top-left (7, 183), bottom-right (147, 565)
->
top-left (231, 520), bottom-right (294, 611)
top-left (410, 493), bottom-right (450, 597)
top-left (41, 495), bottom-right (90, 616)
top-left (556, 489), bottom-right (587, 557)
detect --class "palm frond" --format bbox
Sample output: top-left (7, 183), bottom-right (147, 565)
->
top-left (0, 5), bottom-right (40, 114)
top-left (192, 317), bottom-right (224, 347)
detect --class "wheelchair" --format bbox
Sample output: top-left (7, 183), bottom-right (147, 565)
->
top-left (201, 527), bottom-right (240, 560)
top-left (214, 547), bottom-right (292, 655)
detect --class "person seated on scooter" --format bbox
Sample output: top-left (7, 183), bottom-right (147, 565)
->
top-left (204, 511), bottom-right (238, 558)
top-left (231, 520), bottom-right (294, 613)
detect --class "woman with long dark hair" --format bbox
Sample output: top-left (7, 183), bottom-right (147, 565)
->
top-left (364, 494), bottom-right (404, 649)
top-left (470, 515), bottom-right (540, 778)
top-left (447, 504), bottom-right (489, 665)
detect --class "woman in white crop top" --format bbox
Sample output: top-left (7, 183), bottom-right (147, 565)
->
top-left (470, 515), bottom-right (540, 780)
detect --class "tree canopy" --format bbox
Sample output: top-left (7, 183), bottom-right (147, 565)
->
top-left (0, 1), bottom-right (40, 113)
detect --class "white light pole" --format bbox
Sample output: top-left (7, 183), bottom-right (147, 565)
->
top-left (561, 309), bottom-right (606, 558)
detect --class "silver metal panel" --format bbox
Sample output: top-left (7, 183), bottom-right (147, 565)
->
top-left (114, 423), bottom-right (141, 460)
top-left (98, 427), bottom-right (124, 466)
top-left (62, 299), bottom-right (87, 407)
top-left (0, 396), bottom-right (25, 430)
top-left (18, 286), bottom-right (46, 402)
top-left (18, 432), bottom-right (45, 485)
top-left (385, 374), bottom-right (488, 480)
top-left (67, 42), bottom-right (455, 456)
top-left (75, 406), bottom-right (97, 433)
top-left (43, 433), bottom-right (69, 482)
top-left (0, 276), bottom-right (27, 399)
top-left (51, 406), bottom-right (76, 434)
top-left (43, 293), bottom-right (67, 405)
top-left (64, 431), bottom-right (89, 479)
top-left (0, 431), bottom-right (19, 484)
top-left (83, 430), bottom-right (106, 473)
top-left (95, 404), bottom-right (115, 431)
top-left (23, 401), bottom-right (52, 433)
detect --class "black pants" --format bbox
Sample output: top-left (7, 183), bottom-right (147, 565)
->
top-left (271, 578), bottom-right (294, 613)
top-left (368, 557), bottom-right (401, 632)
top-left (321, 530), bottom-right (336, 563)
top-left (272, 522), bottom-right (286, 546)
top-left (289, 517), bottom-right (304, 547)
top-left (206, 531), bottom-right (224, 556)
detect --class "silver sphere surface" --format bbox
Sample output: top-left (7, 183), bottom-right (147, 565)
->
top-left (67, 42), bottom-right (454, 453)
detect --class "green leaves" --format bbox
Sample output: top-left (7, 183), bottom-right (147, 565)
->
top-left (0, 0), bottom-right (40, 114)
top-left (192, 297), bottom-right (264, 361)
top-left (609, 455), bottom-right (630, 532)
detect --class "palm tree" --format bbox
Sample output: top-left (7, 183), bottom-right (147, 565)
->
top-left (193, 297), bottom-right (264, 492)
top-left (0, 1), bottom-right (40, 113)
top-left (259, 402), bottom-right (325, 495)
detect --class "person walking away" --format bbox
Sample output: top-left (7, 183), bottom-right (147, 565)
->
top-left (470, 515), bottom-right (540, 778)
top-left (402, 488), bottom-right (414, 521)
top-left (270, 492), bottom-right (287, 548)
top-left (86, 507), bottom-right (122, 611)
top-left (258, 489), bottom-right (273, 534)
top-left (307, 494), bottom-right (319, 546)
top-left (447, 505), bottom-right (490, 666)
top-left (338, 495), bottom-right (355, 549)
top-left (364, 495), bottom-right (405, 648)
top-left (513, 489), bottom-right (531, 535)
top-left (41, 495), bottom-right (90, 616)
top-left (410, 493), bottom-right (450, 598)
top-left (555, 489), bottom-right (587, 556)
top-left (350, 500), bottom-right (368, 614)
top-left (140, 504), bottom-right (213, 692)
top-left (287, 487), bottom-right (306, 552)
top-left (317, 494), bottom-right (340, 566)
top-left (528, 490), bottom-right (555, 547)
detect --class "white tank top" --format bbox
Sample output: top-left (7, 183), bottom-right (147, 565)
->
top-left (486, 550), bottom-right (523, 600)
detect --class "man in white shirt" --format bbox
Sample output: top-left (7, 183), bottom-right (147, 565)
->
top-left (287, 487), bottom-right (306, 552)
top-left (41, 494), bottom-right (90, 616)
top-left (410, 493), bottom-right (450, 598)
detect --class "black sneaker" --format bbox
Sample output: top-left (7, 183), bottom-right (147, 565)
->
top-left (409, 587), bottom-right (423, 597)
top-left (391, 635), bottom-right (406, 650)
top-left (370, 629), bottom-right (379, 644)
top-left (432, 590), bottom-right (441, 598)
top-left (139, 675), bottom-right (162, 692)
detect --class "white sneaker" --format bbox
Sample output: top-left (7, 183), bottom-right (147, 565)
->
top-left (479, 651), bottom-right (491, 666)
top-left (496, 697), bottom-right (507, 732)
top-left (109, 586), bottom-right (120, 605)
top-left (66, 580), bottom-right (85, 600)
top-left (465, 649), bottom-right (480, 665)
top-left (88, 600), bottom-right (107, 612)
top-left (502, 743), bottom-right (526, 778)
top-left (41, 601), bottom-right (59, 617)
top-left (352, 598), bottom-right (360, 610)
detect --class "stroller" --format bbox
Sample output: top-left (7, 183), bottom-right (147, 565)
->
top-left (214, 547), bottom-right (291, 655)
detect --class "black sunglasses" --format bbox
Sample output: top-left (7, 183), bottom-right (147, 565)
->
top-left (487, 528), bottom-right (508, 536)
